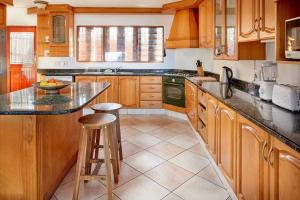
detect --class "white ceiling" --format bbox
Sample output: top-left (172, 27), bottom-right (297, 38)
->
top-left (13, 0), bottom-right (176, 8)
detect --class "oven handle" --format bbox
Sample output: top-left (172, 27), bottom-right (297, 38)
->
top-left (163, 82), bottom-right (184, 86)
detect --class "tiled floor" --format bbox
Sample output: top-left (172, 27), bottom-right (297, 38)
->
top-left (51, 114), bottom-right (231, 200)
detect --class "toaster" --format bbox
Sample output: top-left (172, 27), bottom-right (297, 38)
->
top-left (272, 84), bottom-right (300, 111)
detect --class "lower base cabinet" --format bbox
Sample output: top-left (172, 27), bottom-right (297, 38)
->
top-left (97, 76), bottom-right (119, 103)
top-left (118, 76), bottom-right (140, 108)
top-left (217, 103), bottom-right (237, 192)
top-left (185, 80), bottom-right (198, 129)
top-left (206, 94), bottom-right (218, 162)
top-left (269, 137), bottom-right (300, 200)
top-left (237, 115), bottom-right (269, 200)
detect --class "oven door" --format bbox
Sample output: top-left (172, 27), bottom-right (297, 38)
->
top-left (163, 82), bottom-right (185, 107)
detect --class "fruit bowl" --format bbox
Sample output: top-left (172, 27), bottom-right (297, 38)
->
top-left (33, 80), bottom-right (71, 94)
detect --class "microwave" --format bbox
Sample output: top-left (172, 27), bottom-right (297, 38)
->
top-left (285, 17), bottom-right (300, 59)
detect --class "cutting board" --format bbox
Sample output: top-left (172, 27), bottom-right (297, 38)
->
top-left (192, 76), bottom-right (217, 82)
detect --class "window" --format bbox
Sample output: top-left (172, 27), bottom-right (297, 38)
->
top-left (77, 26), bottom-right (164, 63)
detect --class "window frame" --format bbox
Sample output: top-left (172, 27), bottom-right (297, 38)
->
top-left (76, 25), bottom-right (165, 63)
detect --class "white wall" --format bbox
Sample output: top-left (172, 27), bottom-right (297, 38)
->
top-left (6, 6), bottom-right (36, 26)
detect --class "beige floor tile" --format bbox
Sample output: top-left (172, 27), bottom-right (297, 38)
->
top-left (120, 126), bottom-right (143, 141)
top-left (50, 195), bottom-right (58, 200)
top-left (168, 134), bottom-right (199, 149)
top-left (113, 175), bottom-right (169, 200)
top-left (188, 143), bottom-right (208, 158)
top-left (55, 180), bottom-right (106, 200)
top-left (197, 165), bottom-right (224, 188)
top-left (174, 176), bottom-right (229, 200)
top-left (150, 128), bottom-right (182, 141)
top-left (163, 121), bottom-right (191, 132)
top-left (122, 141), bottom-right (143, 158)
top-left (145, 162), bottom-right (194, 191)
top-left (147, 142), bottom-right (185, 160)
top-left (95, 193), bottom-right (120, 200)
top-left (100, 162), bottom-right (141, 189)
top-left (126, 133), bottom-right (161, 149)
top-left (131, 122), bottom-right (161, 133)
top-left (60, 165), bottom-right (76, 186)
top-left (124, 151), bottom-right (165, 173)
top-left (162, 193), bottom-right (184, 200)
top-left (169, 151), bottom-right (210, 173)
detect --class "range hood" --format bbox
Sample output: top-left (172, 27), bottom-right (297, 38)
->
top-left (166, 8), bottom-right (199, 49)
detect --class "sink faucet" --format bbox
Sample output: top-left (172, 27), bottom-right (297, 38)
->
top-left (115, 66), bottom-right (121, 73)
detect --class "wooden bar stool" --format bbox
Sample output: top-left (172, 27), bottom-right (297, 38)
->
top-left (73, 113), bottom-right (118, 200)
top-left (91, 103), bottom-right (123, 161)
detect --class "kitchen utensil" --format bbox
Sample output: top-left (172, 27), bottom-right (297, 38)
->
top-left (220, 66), bottom-right (233, 83)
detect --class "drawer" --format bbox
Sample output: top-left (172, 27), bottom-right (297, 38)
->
top-left (198, 89), bottom-right (207, 107)
top-left (198, 119), bottom-right (207, 143)
top-left (140, 93), bottom-right (162, 101)
top-left (198, 104), bottom-right (207, 124)
top-left (140, 101), bottom-right (162, 108)
top-left (140, 84), bottom-right (162, 93)
top-left (140, 76), bottom-right (162, 84)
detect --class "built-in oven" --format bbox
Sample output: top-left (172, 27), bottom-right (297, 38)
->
top-left (163, 76), bottom-right (185, 108)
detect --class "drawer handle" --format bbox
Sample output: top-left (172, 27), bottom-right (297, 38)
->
top-left (268, 146), bottom-right (274, 166)
top-left (262, 141), bottom-right (268, 162)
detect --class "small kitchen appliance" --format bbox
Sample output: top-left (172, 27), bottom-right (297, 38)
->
top-left (220, 66), bottom-right (233, 83)
top-left (259, 61), bottom-right (277, 101)
top-left (272, 84), bottom-right (300, 112)
top-left (285, 16), bottom-right (300, 59)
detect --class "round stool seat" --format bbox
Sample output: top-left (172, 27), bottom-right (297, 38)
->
top-left (91, 103), bottom-right (122, 112)
top-left (79, 113), bottom-right (116, 129)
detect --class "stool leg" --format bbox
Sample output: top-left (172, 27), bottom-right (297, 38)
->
top-left (73, 127), bottom-right (88, 200)
top-left (109, 123), bottom-right (120, 183)
top-left (103, 126), bottom-right (113, 200)
top-left (94, 129), bottom-right (101, 159)
top-left (116, 111), bottom-right (123, 160)
top-left (84, 129), bottom-right (93, 182)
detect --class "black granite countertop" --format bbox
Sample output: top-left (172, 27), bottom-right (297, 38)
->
top-left (187, 77), bottom-right (300, 153)
top-left (0, 82), bottom-right (110, 115)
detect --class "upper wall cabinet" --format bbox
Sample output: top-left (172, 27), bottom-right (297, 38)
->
top-left (214, 0), bottom-right (266, 60)
top-left (166, 8), bottom-right (199, 49)
top-left (238, 0), bottom-right (275, 42)
top-left (199, 0), bottom-right (214, 48)
top-left (37, 5), bottom-right (74, 57)
top-left (0, 3), bottom-right (5, 29)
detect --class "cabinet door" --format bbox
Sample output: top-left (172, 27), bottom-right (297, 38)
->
top-left (238, 0), bottom-right (260, 42)
top-left (206, 94), bottom-right (218, 161)
top-left (237, 115), bottom-right (269, 200)
top-left (214, 0), bottom-right (224, 57)
top-left (50, 13), bottom-right (68, 45)
top-left (269, 137), bottom-right (300, 200)
top-left (97, 76), bottom-right (119, 103)
top-left (259, 0), bottom-right (275, 40)
top-left (0, 4), bottom-right (5, 28)
top-left (185, 80), bottom-right (198, 129)
top-left (119, 76), bottom-right (139, 108)
top-left (217, 103), bottom-right (237, 192)
top-left (199, 0), bottom-right (214, 48)
top-left (224, 0), bottom-right (237, 59)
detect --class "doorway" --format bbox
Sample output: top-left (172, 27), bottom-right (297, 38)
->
top-left (7, 26), bottom-right (36, 92)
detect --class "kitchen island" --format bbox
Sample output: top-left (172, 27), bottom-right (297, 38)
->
top-left (0, 82), bottom-right (110, 200)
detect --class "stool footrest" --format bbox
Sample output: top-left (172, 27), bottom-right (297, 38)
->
top-left (80, 175), bottom-right (106, 181)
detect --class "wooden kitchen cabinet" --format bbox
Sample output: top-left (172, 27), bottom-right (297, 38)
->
top-left (199, 0), bottom-right (214, 48)
top-left (97, 76), bottom-right (119, 103)
top-left (140, 76), bottom-right (162, 109)
top-left (206, 94), bottom-right (219, 162)
top-left (0, 3), bottom-right (6, 28)
top-left (119, 76), bottom-right (140, 108)
top-left (236, 115), bottom-right (269, 200)
top-left (37, 5), bottom-right (74, 57)
top-left (185, 80), bottom-right (198, 129)
top-left (217, 103), bottom-right (237, 192)
top-left (238, 0), bottom-right (275, 42)
top-left (269, 137), bottom-right (300, 200)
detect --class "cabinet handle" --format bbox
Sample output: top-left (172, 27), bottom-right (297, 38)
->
top-left (255, 18), bottom-right (259, 32)
top-left (268, 146), bottom-right (274, 166)
top-left (262, 141), bottom-right (268, 162)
